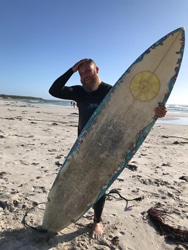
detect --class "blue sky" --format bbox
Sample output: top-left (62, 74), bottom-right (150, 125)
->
top-left (0, 0), bottom-right (188, 104)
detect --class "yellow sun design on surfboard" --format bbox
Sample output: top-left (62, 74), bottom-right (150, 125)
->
top-left (130, 71), bottom-right (160, 101)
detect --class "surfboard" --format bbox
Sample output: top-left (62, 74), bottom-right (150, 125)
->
top-left (42, 27), bottom-right (185, 233)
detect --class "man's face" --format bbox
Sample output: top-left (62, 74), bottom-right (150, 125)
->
top-left (78, 63), bottom-right (99, 92)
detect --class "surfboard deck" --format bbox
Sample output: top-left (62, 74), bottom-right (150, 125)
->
top-left (42, 27), bottom-right (185, 233)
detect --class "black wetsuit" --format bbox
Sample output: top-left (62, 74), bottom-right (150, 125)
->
top-left (49, 68), bottom-right (112, 223)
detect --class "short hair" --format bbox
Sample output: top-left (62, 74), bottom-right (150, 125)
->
top-left (86, 58), bottom-right (96, 65)
top-left (78, 59), bottom-right (97, 69)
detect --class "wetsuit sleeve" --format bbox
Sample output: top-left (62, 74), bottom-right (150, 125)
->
top-left (49, 68), bottom-right (75, 99)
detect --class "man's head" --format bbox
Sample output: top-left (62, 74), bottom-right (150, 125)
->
top-left (78, 59), bottom-right (101, 92)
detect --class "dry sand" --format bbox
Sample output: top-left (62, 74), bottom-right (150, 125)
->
top-left (0, 101), bottom-right (188, 250)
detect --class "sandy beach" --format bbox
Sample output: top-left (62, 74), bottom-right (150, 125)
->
top-left (1, 101), bottom-right (188, 250)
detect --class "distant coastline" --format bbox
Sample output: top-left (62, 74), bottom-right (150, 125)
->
top-left (0, 94), bottom-right (71, 106)
top-left (0, 94), bottom-right (44, 101)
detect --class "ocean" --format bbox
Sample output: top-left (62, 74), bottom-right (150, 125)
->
top-left (22, 99), bottom-right (72, 107)
top-left (166, 104), bottom-right (188, 114)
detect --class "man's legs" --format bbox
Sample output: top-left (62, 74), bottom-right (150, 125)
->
top-left (93, 194), bottom-right (106, 223)
top-left (92, 194), bottom-right (106, 238)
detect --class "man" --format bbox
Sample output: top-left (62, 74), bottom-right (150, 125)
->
top-left (49, 58), bottom-right (167, 239)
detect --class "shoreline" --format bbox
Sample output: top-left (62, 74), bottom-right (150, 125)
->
top-left (158, 112), bottom-right (188, 125)
top-left (1, 101), bottom-right (188, 249)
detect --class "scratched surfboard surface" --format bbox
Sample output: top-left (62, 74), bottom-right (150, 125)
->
top-left (42, 27), bottom-right (185, 232)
